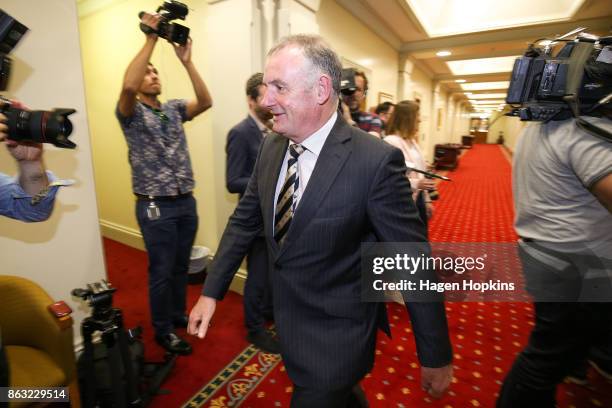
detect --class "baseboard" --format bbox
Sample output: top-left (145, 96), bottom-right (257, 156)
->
top-left (99, 219), bottom-right (145, 251)
top-left (98, 219), bottom-right (247, 295)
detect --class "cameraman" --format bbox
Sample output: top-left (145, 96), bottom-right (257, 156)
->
top-left (116, 12), bottom-right (212, 355)
top-left (341, 70), bottom-right (383, 137)
top-left (497, 108), bottom-right (612, 406)
top-left (0, 102), bottom-right (67, 222)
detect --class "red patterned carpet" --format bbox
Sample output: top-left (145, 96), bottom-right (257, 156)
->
top-left (104, 144), bottom-right (611, 407)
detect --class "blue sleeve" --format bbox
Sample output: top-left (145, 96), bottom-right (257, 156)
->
top-left (168, 99), bottom-right (190, 123)
top-left (0, 171), bottom-right (62, 222)
top-left (115, 102), bottom-right (135, 128)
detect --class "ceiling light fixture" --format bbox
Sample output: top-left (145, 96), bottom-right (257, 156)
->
top-left (436, 50), bottom-right (452, 57)
top-left (455, 79), bottom-right (466, 83)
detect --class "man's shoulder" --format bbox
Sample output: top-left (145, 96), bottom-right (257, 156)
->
top-left (228, 116), bottom-right (259, 140)
top-left (232, 116), bottom-right (257, 133)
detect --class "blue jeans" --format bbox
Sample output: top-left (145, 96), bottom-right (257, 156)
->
top-left (136, 195), bottom-right (198, 337)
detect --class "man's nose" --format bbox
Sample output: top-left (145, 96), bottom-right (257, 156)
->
top-left (261, 88), bottom-right (274, 108)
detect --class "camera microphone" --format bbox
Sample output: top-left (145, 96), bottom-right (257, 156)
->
top-left (406, 167), bottom-right (451, 181)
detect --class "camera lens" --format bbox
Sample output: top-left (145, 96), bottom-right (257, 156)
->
top-left (5, 106), bottom-right (76, 149)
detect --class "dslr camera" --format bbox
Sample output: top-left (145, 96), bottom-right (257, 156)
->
top-left (0, 9), bottom-right (76, 149)
top-left (506, 28), bottom-right (612, 141)
top-left (139, 0), bottom-right (190, 46)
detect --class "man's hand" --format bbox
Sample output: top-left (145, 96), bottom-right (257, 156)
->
top-left (421, 364), bottom-right (453, 399)
top-left (0, 112), bottom-right (8, 142)
top-left (173, 38), bottom-right (192, 65)
top-left (416, 178), bottom-right (436, 191)
top-left (140, 12), bottom-right (161, 36)
top-left (426, 202), bottom-right (434, 219)
top-left (188, 295), bottom-right (217, 339)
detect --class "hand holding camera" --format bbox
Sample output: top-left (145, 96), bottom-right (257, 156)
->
top-left (173, 37), bottom-right (192, 65)
top-left (139, 1), bottom-right (190, 46)
top-left (1, 100), bottom-right (43, 163)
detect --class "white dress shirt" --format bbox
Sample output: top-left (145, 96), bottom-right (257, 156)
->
top-left (273, 111), bottom-right (337, 232)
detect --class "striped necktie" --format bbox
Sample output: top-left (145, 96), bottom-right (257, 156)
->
top-left (274, 144), bottom-right (305, 244)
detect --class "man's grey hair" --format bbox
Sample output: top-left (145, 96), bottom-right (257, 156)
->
top-left (268, 34), bottom-right (342, 96)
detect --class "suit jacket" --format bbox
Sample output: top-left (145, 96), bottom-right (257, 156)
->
top-left (204, 116), bottom-right (452, 389)
top-left (225, 115), bottom-right (263, 197)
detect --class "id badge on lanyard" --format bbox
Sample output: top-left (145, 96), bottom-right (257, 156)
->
top-left (146, 196), bottom-right (161, 220)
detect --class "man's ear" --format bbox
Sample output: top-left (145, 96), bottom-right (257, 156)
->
top-left (316, 74), bottom-right (333, 105)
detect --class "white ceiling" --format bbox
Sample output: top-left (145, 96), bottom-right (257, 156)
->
top-left (405, 0), bottom-right (586, 37)
top-left (336, 0), bottom-right (612, 112)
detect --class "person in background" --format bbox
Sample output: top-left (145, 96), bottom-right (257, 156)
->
top-left (384, 100), bottom-right (435, 231)
top-left (116, 12), bottom-right (212, 355)
top-left (341, 70), bottom-right (383, 137)
top-left (497, 107), bottom-right (612, 407)
top-left (225, 73), bottom-right (278, 353)
top-left (375, 101), bottom-right (395, 135)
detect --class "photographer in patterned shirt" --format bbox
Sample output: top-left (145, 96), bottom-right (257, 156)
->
top-left (116, 12), bottom-right (212, 355)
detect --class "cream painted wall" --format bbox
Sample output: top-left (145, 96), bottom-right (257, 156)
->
top-left (0, 0), bottom-right (106, 340)
top-left (204, 0), bottom-right (258, 241)
top-left (408, 65), bottom-right (435, 160)
top-left (317, 0), bottom-right (398, 112)
top-left (489, 112), bottom-right (527, 152)
top-left (78, 0), bottom-right (219, 250)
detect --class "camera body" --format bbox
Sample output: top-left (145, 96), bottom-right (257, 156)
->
top-left (140, 1), bottom-right (190, 46)
top-left (0, 9), bottom-right (77, 148)
top-left (506, 31), bottom-right (612, 123)
top-left (0, 9), bottom-right (28, 92)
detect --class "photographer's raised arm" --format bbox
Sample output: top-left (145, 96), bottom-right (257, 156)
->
top-left (118, 13), bottom-right (160, 117)
top-left (173, 39), bottom-right (212, 119)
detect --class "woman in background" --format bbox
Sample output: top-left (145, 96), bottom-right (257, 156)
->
top-left (384, 100), bottom-right (436, 232)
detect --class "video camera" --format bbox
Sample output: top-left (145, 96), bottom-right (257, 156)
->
top-left (139, 0), bottom-right (190, 46)
top-left (506, 28), bottom-right (612, 141)
top-left (0, 9), bottom-right (77, 149)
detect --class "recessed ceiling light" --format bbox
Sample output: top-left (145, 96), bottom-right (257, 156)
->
top-left (455, 79), bottom-right (466, 83)
top-left (436, 50), bottom-right (452, 57)
top-left (469, 93), bottom-right (507, 100)
top-left (447, 56), bottom-right (517, 76)
top-left (461, 81), bottom-right (510, 91)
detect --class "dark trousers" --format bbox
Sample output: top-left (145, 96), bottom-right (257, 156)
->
top-left (415, 191), bottom-right (429, 238)
top-left (291, 383), bottom-right (368, 408)
top-left (497, 301), bottom-right (612, 408)
top-left (244, 236), bottom-right (273, 333)
top-left (136, 195), bottom-right (198, 337)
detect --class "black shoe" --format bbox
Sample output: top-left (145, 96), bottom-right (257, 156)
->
top-left (155, 332), bottom-right (192, 355)
top-left (590, 359), bottom-right (612, 382)
top-left (173, 315), bottom-right (189, 329)
top-left (565, 361), bottom-right (589, 386)
top-left (247, 330), bottom-right (280, 354)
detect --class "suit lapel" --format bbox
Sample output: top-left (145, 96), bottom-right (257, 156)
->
top-left (277, 117), bottom-right (352, 259)
top-left (261, 134), bottom-right (288, 254)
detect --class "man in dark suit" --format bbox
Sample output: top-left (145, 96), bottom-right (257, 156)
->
top-left (225, 72), bottom-right (278, 353)
top-left (189, 34), bottom-right (453, 407)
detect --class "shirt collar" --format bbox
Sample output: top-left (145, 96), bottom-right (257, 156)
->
top-left (249, 112), bottom-right (271, 134)
top-left (291, 111), bottom-right (337, 157)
